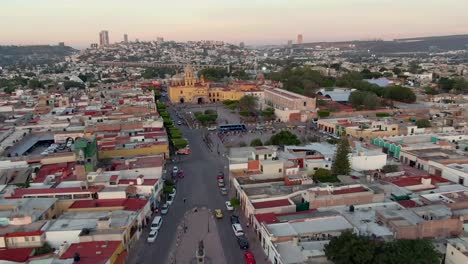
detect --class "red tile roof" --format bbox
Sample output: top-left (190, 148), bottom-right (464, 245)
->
top-left (69, 198), bottom-right (148, 211)
top-left (0, 247), bottom-right (34, 262)
top-left (8, 186), bottom-right (104, 198)
top-left (390, 175), bottom-right (450, 187)
top-left (34, 162), bottom-right (76, 183)
top-left (332, 186), bottom-right (368, 195)
top-left (252, 199), bottom-right (292, 209)
top-left (255, 209), bottom-right (318, 224)
top-left (60, 241), bottom-right (121, 264)
top-left (398, 200), bottom-right (419, 208)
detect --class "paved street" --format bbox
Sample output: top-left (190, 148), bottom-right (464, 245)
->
top-left (127, 102), bottom-right (267, 264)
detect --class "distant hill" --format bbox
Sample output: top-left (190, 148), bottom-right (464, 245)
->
top-left (300, 34), bottom-right (468, 53)
top-left (0, 45), bottom-right (77, 66)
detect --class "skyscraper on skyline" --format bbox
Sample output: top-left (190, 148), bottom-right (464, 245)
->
top-left (297, 34), bottom-right (303, 44)
top-left (99, 30), bottom-right (109, 46)
top-left (124, 34), bottom-right (128, 43)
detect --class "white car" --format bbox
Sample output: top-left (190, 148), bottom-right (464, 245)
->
top-left (167, 195), bottom-right (174, 205)
top-left (147, 230), bottom-right (158, 243)
top-left (232, 223), bottom-right (244, 236)
top-left (177, 120), bottom-right (182, 125)
top-left (225, 201), bottom-right (234, 211)
top-left (161, 204), bottom-right (169, 215)
top-left (172, 166), bottom-right (179, 175)
top-left (151, 216), bottom-right (163, 230)
top-left (169, 188), bottom-right (176, 199)
top-left (207, 126), bottom-right (217, 131)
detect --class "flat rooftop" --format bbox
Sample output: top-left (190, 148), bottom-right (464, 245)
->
top-left (266, 215), bottom-right (353, 237)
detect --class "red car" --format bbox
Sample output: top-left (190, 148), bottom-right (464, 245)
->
top-left (243, 251), bottom-right (255, 264)
top-left (178, 170), bottom-right (185, 178)
top-left (217, 171), bottom-right (224, 180)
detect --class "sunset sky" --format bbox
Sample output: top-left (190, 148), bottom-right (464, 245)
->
top-left (1, 0), bottom-right (468, 48)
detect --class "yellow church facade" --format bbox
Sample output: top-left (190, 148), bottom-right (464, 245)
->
top-left (169, 66), bottom-right (254, 104)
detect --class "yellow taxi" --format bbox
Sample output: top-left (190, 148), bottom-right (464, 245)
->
top-left (214, 209), bottom-right (223, 219)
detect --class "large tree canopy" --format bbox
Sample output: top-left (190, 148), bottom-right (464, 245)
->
top-left (325, 231), bottom-right (440, 264)
top-left (267, 131), bottom-right (300, 146)
top-left (331, 136), bottom-right (351, 176)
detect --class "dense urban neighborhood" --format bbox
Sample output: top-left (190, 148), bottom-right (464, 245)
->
top-left (0, 32), bottom-right (467, 264)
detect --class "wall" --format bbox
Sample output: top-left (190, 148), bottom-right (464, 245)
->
top-left (98, 191), bottom-right (127, 199)
top-left (395, 218), bottom-right (462, 239)
top-left (98, 144), bottom-right (169, 159)
top-left (351, 153), bottom-right (387, 171)
top-left (5, 234), bottom-right (44, 248)
top-left (308, 191), bottom-right (384, 208)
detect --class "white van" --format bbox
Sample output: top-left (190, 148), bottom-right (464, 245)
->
top-left (151, 216), bottom-right (163, 230)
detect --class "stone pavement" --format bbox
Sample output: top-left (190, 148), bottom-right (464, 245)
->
top-left (169, 207), bottom-right (226, 264)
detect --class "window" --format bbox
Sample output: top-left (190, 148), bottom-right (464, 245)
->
top-left (279, 168), bottom-right (282, 173)
top-left (25, 237), bottom-right (30, 242)
top-left (325, 165), bottom-right (329, 168)
top-left (303, 101), bottom-right (307, 106)
top-left (261, 165), bottom-right (263, 172)
top-left (31, 236), bottom-right (35, 242)
top-left (314, 167), bottom-right (318, 170)
top-left (180, 90), bottom-right (183, 94)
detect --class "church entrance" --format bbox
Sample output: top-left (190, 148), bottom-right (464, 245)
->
top-left (179, 98), bottom-right (185, 104)
top-left (197, 97), bottom-right (204, 104)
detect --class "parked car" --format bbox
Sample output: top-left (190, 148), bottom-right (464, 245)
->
top-left (220, 187), bottom-right (228, 196)
top-left (218, 180), bottom-right (225, 187)
top-left (177, 120), bottom-right (182, 125)
top-left (161, 204), bottom-right (169, 215)
top-left (243, 251), bottom-right (256, 264)
top-left (217, 171), bottom-right (224, 179)
top-left (225, 201), bottom-right (234, 211)
top-left (207, 126), bottom-right (217, 131)
top-left (232, 223), bottom-right (244, 236)
top-left (237, 235), bottom-right (249, 250)
top-left (166, 195), bottom-right (174, 205)
top-left (230, 215), bottom-right (240, 225)
top-left (151, 216), bottom-right (163, 230)
top-left (147, 230), bottom-right (158, 243)
top-left (172, 166), bottom-right (179, 176)
top-left (177, 170), bottom-right (185, 178)
top-left (214, 209), bottom-right (223, 219)
top-left (169, 188), bottom-right (177, 199)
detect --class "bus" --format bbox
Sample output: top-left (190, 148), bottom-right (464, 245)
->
top-left (218, 124), bottom-right (247, 132)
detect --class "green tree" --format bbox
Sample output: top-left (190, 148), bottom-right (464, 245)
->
top-left (381, 164), bottom-right (399, 173)
top-left (230, 197), bottom-right (241, 210)
top-left (261, 107), bottom-right (275, 120)
top-left (415, 119), bottom-right (431, 128)
top-left (392, 67), bottom-right (402, 75)
top-left (325, 231), bottom-right (440, 264)
top-left (238, 95), bottom-right (258, 112)
top-left (383, 86), bottom-right (416, 103)
top-left (232, 70), bottom-right (250, 80)
top-left (172, 138), bottom-right (188, 149)
top-left (268, 131), bottom-right (300, 146)
top-left (250, 138), bottom-right (263, 147)
top-left (313, 168), bottom-right (339, 183)
top-left (325, 231), bottom-right (376, 264)
top-left (331, 136), bottom-right (351, 176)
top-left (349, 90), bottom-right (379, 110)
top-left (198, 68), bottom-right (229, 81)
top-left (28, 79), bottom-right (43, 88)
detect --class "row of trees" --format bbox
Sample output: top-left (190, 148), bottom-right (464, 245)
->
top-left (438, 77), bottom-right (467, 93)
top-left (156, 102), bottom-right (187, 149)
top-left (325, 231), bottom-right (440, 264)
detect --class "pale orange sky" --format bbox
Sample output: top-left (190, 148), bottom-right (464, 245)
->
top-left (1, 0), bottom-right (468, 48)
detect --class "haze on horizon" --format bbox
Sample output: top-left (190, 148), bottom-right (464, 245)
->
top-left (1, 0), bottom-right (468, 48)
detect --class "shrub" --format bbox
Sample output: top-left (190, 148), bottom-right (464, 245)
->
top-left (381, 164), bottom-right (399, 173)
top-left (317, 110), bottom-right (330, 117)
top-left (250, 138), bottom-right (263, 147)
top-left (376, 112), bottom-right (390, 118)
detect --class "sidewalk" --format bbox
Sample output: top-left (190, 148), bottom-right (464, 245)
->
top-left (240, 214), bottom-right (269, 264)
top-left (169, 207), bottom-right (226, 264)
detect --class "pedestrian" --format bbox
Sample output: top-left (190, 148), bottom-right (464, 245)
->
top-left (246, 222), bottom-right (250, 228)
